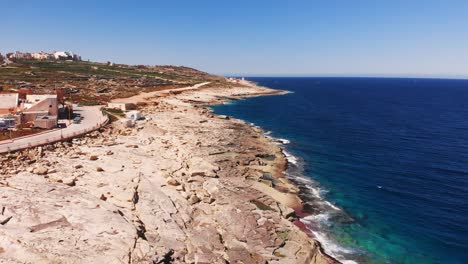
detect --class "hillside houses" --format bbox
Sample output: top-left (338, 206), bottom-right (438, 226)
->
top-left (5, 51), bottom-right (81, 61)
top-left (7, 52), bottom-right (32, 60)
top-left (0, 92), bottom-right (59, 129)
top-left (52, 51), bottom-right (81, 61)
top-left (31, 52), bottom-right (54, 60)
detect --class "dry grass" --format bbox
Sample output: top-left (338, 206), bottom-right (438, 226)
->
top-left (0, 60), bottom-right (228, 104)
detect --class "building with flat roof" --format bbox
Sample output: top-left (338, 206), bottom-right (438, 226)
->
top-left (0, 94), bottom-right (19, 116)
top-left (126, 110), bottom-right (143, 120)
top-left (23, 94), bottom-right (58, 123)
top-left (108, 102), bottom-right (137, 111)
top-left (0, 93), bottom-right (59, 129)
top-left (34, 115), bottom-right (58, 129)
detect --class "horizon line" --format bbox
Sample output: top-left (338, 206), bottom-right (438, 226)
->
top-left (2, 52), bottom-right (466, 80)
top-left (221, 74), bottom-right (468, 80)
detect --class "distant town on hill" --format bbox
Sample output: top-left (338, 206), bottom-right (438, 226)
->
top-left (0, 51), bottom-right (81, 62)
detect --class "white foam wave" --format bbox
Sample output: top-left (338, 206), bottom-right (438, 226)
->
top-left (249, 122), bottom-right (258, 128)
top-left (305, 185), bottom-right (323, 199)
top-left (277, 138), bottom-right (290, 144)
top-left (291, 175), bottom-right (305, 181)
top-left (325, 201), bottom-right (341, 211)
top-left (300, 183), bottom-right (329, 200)
top-left (342, 260), bottom-right (360, 264)
top-left (305, 213), bottom-right (332, 225)
top-left (293, 175), bottom-right (314, 184)
top-left (259, 129), bottom-right (291, 146)
top-left (311, 229), bottom-right (355, 255)
top-left (301, 216), bottom-right (358, 263)
top-left (246, 125), bottom-right (356, 262)
top-left (282, 150), bottom-right (298, 165)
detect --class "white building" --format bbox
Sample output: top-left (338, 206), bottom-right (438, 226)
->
top-left (9, 51), bottom-right (32, 60)
top-left (31, 52), bottom-right (53, 60)
top-left (24, 94), bottom-right (58, 106)
top-left (0, 94), bottom-right (19, 108)
top-left (4, 51), bottom-right (81, 61)
top-left (23, 94), bottom-right (59, 123)
top-left (126, 110), bottom-right (143, 120)
top-left (53, 51), bottom-right (72, 60)
top-left (0, 94), bottom-right (19, 115)
top-left (107, 102), bottom-right (136, 111)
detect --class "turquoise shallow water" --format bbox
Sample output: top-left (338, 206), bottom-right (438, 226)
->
top-left (212, 77), bottom-right (468, 264)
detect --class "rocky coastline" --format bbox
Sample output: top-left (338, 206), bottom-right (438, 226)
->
top-left (0, 81), bottom-right (339, 263)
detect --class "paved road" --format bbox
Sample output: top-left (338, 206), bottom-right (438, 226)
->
top-left (0, 82), bottom-right (208, 153)
top-left (0, 105), bottom-right (107, 153)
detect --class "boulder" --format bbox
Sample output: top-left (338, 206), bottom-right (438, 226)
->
top-left (188, 157), bottom-right (219, 178)
top-left (203, 179), bottom-right (220, 196)
top-left (166, 177), bottom-right (180, 186)
top-left (65, 178), bottom-right (76, 187)
top-left (33, 166), bottom-right (48, 175)
top-left (187, 176), bottom-right (204, 183)
top-left (188, 194), bottom-right (201, 204)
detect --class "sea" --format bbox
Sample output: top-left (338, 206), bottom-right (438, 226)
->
top-left (211, 77), bottom-right (468, 264)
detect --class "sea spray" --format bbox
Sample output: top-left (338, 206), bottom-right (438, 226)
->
top-left (270, 132), bottom-right (361, 263)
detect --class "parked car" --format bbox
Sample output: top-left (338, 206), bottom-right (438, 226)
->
top-left (73, 117), bottom-right (81, 124)
top-left (0, 121), bottom-right (8, 131)
top-left (74, 113), bottom-right (84, 120)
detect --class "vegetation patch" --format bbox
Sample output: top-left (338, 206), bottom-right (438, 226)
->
top-left (273, 251), bottom-right (286, 258)
top-left (0, 60), bottom-right (227, 104)
top-left (103, 108), bottom-right (125, 117)
top-left (80, 101), bottom-right (101, 106)
top-left (276, 230), bottom-right (290, 241)
top-left (250, 199), bottom-right (274, 211)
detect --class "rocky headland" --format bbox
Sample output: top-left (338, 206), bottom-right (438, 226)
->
top-left (0, 81), bottom-right (338, 263)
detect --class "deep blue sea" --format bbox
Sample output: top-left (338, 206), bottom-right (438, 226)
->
top-left (212, 77), bottom-right (468, 264)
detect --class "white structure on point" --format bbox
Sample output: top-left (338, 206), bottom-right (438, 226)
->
top-left (126, 110), bottom-right (143, 120)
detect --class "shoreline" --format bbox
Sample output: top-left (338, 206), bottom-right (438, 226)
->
top-left (259, 127), bottom-right (361, 264)
top-left (211, 81), bottom-right (360, 263)
top-left (0, 81), bottom-right (339, 263)
top-left (241, 119), bottom-right (357, 264)
top-left (201, 82), bottom-right (343, 263)
top-left (218, 83), bottom-right (360, 263)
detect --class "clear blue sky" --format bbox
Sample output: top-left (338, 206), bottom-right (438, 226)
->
top-left (2, 0), bottom-right (468, 77)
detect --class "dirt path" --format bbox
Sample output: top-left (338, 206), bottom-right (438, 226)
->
top-left (111, 82), bottom-right (210, 104)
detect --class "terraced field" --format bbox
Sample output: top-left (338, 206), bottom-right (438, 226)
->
top-left (0, 60), bottom-right (225, 104)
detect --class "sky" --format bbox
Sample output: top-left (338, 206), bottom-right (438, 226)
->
top-left (2, 0), bottom-right (468, 77)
